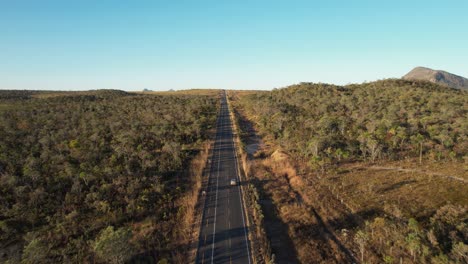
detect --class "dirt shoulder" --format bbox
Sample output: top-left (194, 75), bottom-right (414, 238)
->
top-left (230, 92), bottom-right (358, 263)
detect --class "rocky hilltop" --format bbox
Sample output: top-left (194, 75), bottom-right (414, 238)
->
top-left (403, 67), bottom-right (468, 90)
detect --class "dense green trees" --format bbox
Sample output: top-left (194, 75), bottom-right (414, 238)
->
top-left (0, 90), bottom-right (217, 262)
top-left (93, 226), bottom-right (136, 264)
top-left (240, 79), bottom-right (467, 164)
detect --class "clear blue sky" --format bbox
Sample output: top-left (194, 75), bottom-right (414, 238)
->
top-left (1, 0), bottom-right (467, 90)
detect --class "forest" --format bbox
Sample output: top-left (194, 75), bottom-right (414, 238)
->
top-left (240, 79), bottom-right (466, 164)
top-left (234, 79), bottom-right (467, 263)
top-left (0, 90), bottom-right (218, 263)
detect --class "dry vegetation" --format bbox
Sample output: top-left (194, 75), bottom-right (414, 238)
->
top-left (230, 91), bottom-right (356, 263)
top-left (135, 89), bottom-right (221, 96)
top-left (171, 141), bottom-right (213, 263)
top-left (230, 79), bottom-right (468, 264)
top-left (233, 113), bottom-right (357, 263)
top-left (0, 90), bottom-right (218, 263)
top-left (329, 160), bottom-right (468, 219)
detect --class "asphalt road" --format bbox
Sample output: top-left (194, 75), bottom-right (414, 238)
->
top-left (195, 91), bottom-right (252, 264)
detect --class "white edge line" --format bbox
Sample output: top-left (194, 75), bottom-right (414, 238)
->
top-left (228, 94), bottom-right (252, 264)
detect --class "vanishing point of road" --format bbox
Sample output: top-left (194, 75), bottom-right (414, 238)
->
top-left (195, 91), bottom-right (252, 264)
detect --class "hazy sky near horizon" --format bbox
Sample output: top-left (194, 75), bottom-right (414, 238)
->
top-left (1, 0), bottom-right (467, 91)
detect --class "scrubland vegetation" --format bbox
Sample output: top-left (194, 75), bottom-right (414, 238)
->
top-left (242, 79), bottom-right (466, 163)
top-left (1, 80), bottom-right (466, 263)
top-left (233, 79), bottom-right (467, 263)
top-left (0, 90), bottom-right (217, 263)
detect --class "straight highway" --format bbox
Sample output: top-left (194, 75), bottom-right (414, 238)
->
top-left (195, 91), bottom-right (251, 264)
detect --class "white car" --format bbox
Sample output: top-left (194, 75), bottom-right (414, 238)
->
top-left (230, 179), bottom-right (237, 186)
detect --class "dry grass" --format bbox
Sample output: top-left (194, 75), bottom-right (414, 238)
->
top-left (370, 158), bottom-right (468, 180)
top-left (246, 148), bottom-right (468, 263)
top-left (324, 159), bottom-right (468, 220)
top-left (135, 89), bottom-right (221, 96)
top-left (172, 141), bottom-right (213, 263)
top-left (249, 155), bottom-right (354, 263)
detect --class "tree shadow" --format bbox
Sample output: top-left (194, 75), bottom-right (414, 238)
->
top-left (378, 179), bottom-right (417, 193)
top-left (254, 170), bottom-right (389, 264)
top-left (289, 207), bottom-right (386, 264)
top-left (254, 178), bottom-right (301, 264)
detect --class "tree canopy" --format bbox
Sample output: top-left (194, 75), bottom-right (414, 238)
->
top-left (0, 90), bottom-right (218, 262)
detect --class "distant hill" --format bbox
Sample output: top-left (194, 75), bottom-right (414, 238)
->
top-left (403, 67), bottom-right (468, 90)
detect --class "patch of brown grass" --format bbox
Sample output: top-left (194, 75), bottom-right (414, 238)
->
top-left (326, 159), bottom-right (468, 220)
top-left (251, 156), bottom-right (354, 263)
top-left (172, 141), bottom-right (212, 263)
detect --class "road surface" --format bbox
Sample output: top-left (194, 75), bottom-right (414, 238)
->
top-left (195, 91), bottom-right (252, 264)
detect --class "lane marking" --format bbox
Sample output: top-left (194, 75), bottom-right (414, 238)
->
top-left (210, 104), bottom-right (224, 264)
top-left (197, 106), bottom-right (221, 264)
top-left (228, 94), bottom-right (252, 264)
